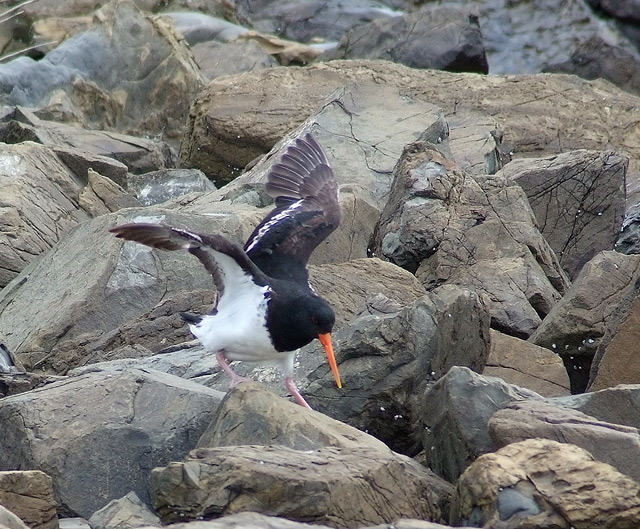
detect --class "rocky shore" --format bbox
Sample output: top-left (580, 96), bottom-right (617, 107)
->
top-left (2, 1), bottom-right (640, 528)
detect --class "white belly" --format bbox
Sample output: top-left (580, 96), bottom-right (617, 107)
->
top-left (189, 284), bottom-right (282, 363)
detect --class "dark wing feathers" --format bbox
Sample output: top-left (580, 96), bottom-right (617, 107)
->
top-left (110, 224), bottom-right (268, 298)
top-left (245, 133), bottom-right (341, 283)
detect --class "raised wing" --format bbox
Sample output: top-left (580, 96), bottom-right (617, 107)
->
top-left (110, 223), bottom-right (269, 300)
top-left (244, 133), bottom-right (341, 284)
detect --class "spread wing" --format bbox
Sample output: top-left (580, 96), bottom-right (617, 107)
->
top-left (110, 223), bottom-right (269, 301)
top-left (244, 133), bottom-right (341, 284)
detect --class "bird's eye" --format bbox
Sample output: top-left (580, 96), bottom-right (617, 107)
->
top-left (311, 316), bottom-right (319, 325)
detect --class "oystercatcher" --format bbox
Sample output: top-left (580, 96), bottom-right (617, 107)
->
top-left (110, 133), bottom-right (342, 408)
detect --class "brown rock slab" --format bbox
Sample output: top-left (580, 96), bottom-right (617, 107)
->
top-left (489, 400), bottom-right (640, 483)
top-left (483, 329), bottom-right (570, 397)
top-left (150, 445), bottom-right (451, 527)
top-left (590, 288), bottom-right (640, 391)
top-left (197, 381), bottom-right (389, 453)
top-left (451, 439), bottom-right (640, 528)
top-left (0, 471), bottom-right (58, 529)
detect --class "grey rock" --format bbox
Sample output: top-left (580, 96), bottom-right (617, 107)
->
top-left (150, 445), bottom-right (450, 526)
top-left (191, 40), bottom-right (278, 81)
top-left (497, 150), bottom-right (627, 279)
top-left (0, 0), bottom-right (205, 147)
top-left (127, 168), bottom-right (216, 206)
top-left (0, 471), bottom-right (58, 529)
top-left (87, 491), bottom-right (160, 529)
top-left (297, 289), bottom-right (490, 454)
top-left (196, 381), bottom-right (389, 452)
top-left (372, 141), bottom-right (568, 337)
top-left (57, 519), bottom-right (89, 529)
top-left (530, 251), bottom-right (640, 393)
top-left (325, 6), bottom-right (488, 74)
top-left (165, 13), bottom-right (248, 45)
top-left (471, 0), bottom-right (635, 74)
top-left (0, 506), bottom-right (30, 529)
top-left (483, 330), bottom-right (570, 397)
top-left (489, 399), bottom-right (640, 483)
top-left (234, 1), bottom-right (400, 43)
top-left (450, 439), bottom-right (640, 528)
top-left (420, 366), bottom-right (542, 483)
top-left (556, 383), bottom-right (640, 431)
top-left (544, 35), bottom-right (640, 97)
top-left (0, 365), bottom-right (224, 518)
top-left (0, 107), bottom-right (175, 175)
top-left (0, 210), bottom-right (231, 371)
top-left (585, 0), bottom-right (640, 23)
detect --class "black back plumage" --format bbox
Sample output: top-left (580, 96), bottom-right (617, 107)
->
top-left (244, 133), bottom-right (341, 285)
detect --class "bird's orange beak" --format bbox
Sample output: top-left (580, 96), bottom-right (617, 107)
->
top-left (318, 333), bottom-right (342, 388)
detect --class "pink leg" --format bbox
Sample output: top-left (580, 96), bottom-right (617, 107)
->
top-left (216, 352), bottom-right (250, 388)
top-left (285, 376), bottom-right (312, 409)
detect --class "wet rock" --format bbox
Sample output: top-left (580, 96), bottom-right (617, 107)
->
top-left (490, 400), bottom-right (640, 483)
top-left (0, 471), bottom-right (58, 529)
top-left (87, 491), bottom-right (160, 529)
top-left (78, 169), bottom-right (140, 216)
top-left (450, 439), bottom-right (640, 528)
top-left (150, 445), bottom-right (451, 527)
top-left (483, 330), bottom-right (570, 397)
top-left (325, 6), bottom-right (488, 74)
top-left (498, 150), bottom-right (627, 279)
top-left (420, 366), bottom-right (542, 483)
top-left (0, 365), bottom-right (224, 518)
top-left (530, 251), bottom-right (640, 393)
top-left (298, 288), bottom-right (490, 454)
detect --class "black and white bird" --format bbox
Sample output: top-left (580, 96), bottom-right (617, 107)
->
top-left (110, 133), bottom-right (342, 409)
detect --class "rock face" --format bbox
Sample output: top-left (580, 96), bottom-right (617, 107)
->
top-left (0, 471), bottom-right (58, 529)
top-left (530, 251), bottom-right (640, 393)
top-left (420, 367), bottom-right (542, 483)
top-left (372, 141), bottom-right (568, 338)
top-left (451, 439), bottom-right (640, 528)
top-left (150, 445), bottom-right (450, 528)
top-left (326, 6), bottom-right (488, 74)
top-left (483, 330), bottom-right (570, 397)
top-left (497, 150), bottom-right (627, 279)
top-left (0, 366), bottom-right (224, 518)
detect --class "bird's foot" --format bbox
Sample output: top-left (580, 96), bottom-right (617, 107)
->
top-left (285, 377), bottom-right (312, 409)
top-left (216, 352), bottom-right (251, 388)
top-left (228, 374), bottom-right (252, 388)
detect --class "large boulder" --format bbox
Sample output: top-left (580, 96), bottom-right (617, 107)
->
top-left (497, 150), bottom-right (627, 279)
top-left (489, 400), bottom-right (640, 483)
top-left (371, 141), bottom-right (569, 338)
top-left (530, 251), bottom-right (640, 393)
top-left (450, 439), bottom-right (640, 528)
top-left (150, 445), bottom-right (451, 527)
top-left (0, 365), bottom-right (224, 517)
top-left (0, 0), bottom-right (205, 146)
top-left (420, 366), bottom-right (542, 483)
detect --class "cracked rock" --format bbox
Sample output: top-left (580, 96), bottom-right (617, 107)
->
top-left (0, 365), bottom-right (224, 518)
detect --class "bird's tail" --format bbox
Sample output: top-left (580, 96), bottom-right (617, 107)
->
top-left (179, 312), bottom-right (202, 325)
